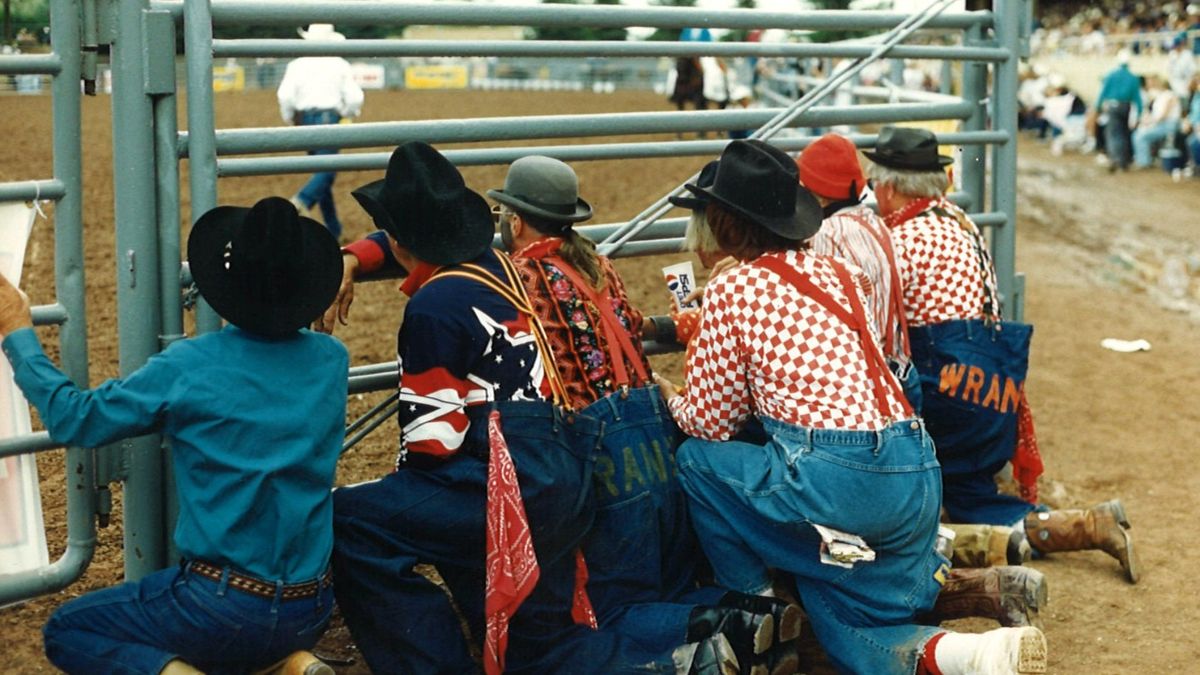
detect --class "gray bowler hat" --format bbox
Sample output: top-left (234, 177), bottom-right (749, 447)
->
top-left (487, 156), bottom-right (593, 223)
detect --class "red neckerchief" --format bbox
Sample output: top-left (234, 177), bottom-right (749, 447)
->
top-left (483, 411), bottom-right (540, 675)
top-left (882, 196), bottom-right (937, 229)
top-left (514, 236), bottom-right (564, 261)
top-left (398, 260), bottom-right (441, 298)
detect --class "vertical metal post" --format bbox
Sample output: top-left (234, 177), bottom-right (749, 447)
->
top-left (111, 0), bottom-right (166, 580)
top-left (939, 58), bottom-right (953, 95)
top-left (960, 22), bottom-right (987, 214)
top-left (153, 57), bottom-right (183, 569)
top-left (0, 0), bottom-right (103, 605)
top-left (890, 57), bottom-right (905, 89)
top-left (991, 0), bottom-right (1022, 320)
top-left (184, 0), bottom-right (222, 334)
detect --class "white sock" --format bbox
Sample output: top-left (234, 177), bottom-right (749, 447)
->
top-left (933, 631), bottom-right (978, 675)
top-left (934, 628), bottom-right (1046, 675)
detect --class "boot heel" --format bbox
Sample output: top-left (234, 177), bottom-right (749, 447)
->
top-left (1108, 499), bottom-right (1131, 529)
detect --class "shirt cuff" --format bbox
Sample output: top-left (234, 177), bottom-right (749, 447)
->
top-left (342, 237), bottom-right (388, 274)
top-left (2, 327), bottom-right (44, 369)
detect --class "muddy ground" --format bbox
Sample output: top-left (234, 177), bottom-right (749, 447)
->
top-left (1, 89), bottom-right (1198, 673)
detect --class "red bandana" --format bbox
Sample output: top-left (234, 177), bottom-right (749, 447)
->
top-left (398, 261), bottom-right (441, 298)
top-left (483, 411), bottom-right (540, 675)
top-left (882, 196), bottom-right (937, 230)
top-left (514, 237), bottom-right (564, 261)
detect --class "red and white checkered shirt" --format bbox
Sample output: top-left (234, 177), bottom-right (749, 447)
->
top-left (809, 204), bottom-right (905, 361)
top-left (887, 197), bottom-right (1000, 327)
top-left (668, 250), bottom-right (911, 438)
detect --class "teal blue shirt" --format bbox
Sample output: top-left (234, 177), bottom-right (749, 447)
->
top-left (2, 325), bottom-right (348, 582)
top-left (1097, 64), bottom-right (1144, 115)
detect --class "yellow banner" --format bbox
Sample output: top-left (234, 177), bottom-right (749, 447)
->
top-left (213, 65), bottom-right (246, 93)
top-left (405, 65), bottom-right (469, 90)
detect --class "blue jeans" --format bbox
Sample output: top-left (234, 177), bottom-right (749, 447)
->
top-left (296, 108), bottom-right (342, 239)
top-left (1103, 101), bottom-right (1133, 169)
top-left (1132, 120), bottom-right (1179, 168)
top-left (581, 386), bottom-right (725, 648)
top-left (677, 417), bottom-right (947, 675)
top-left (331, 401), bottom-right (676, 674)
top-left (43, 563), bottom-right (332, 675)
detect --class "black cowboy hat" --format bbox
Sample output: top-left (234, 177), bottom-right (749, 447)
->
top-left (487, 155), bottom-right (593, 224)
top-left (862, 126), bottom-right (953, 172)
top-left (352, 142), bottom-right (494, 266)
top-left (188, 196), bottom-right (342, 338)
top-left (686, 140), bottom-right (823, 241)
top-left (668, 160), bottom-right (720, 211)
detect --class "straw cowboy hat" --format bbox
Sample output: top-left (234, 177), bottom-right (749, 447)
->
top-left (188, 197), bottom-right (342, 337)
top-left (487, 155), bottom-right (594, 225)
top-left (352, 141), bottom-right (494, 266)
top-left (685, 140), bottom-right (823, 241)
top-left (298, 23), bottom-right (345, 41)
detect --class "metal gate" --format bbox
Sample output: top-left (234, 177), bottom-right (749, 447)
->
top-left (0, 0), bottom-right (1030, 604)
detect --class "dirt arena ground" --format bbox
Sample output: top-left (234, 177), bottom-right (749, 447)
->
top-left (1, 88), bottom-right (1199, 673)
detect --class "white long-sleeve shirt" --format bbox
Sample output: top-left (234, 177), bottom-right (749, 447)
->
top-left (276, 56), bottom-right (364, 123)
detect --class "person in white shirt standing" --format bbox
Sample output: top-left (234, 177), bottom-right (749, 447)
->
top-left (277, 23), bottom-right (364, 241)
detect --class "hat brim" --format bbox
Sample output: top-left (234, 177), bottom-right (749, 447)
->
top-left (686, 183), bottom-right (823, 241)
top-left (188, 206), bottom-right (343, 337)
top-left (486, 189), bottom-right (593, 224)
top-left (668, 192), bottom-right (707, 210)
top-left (353, 181), bottom-right (495, 266)
top-left (862, 151), bottom-right (954, 171)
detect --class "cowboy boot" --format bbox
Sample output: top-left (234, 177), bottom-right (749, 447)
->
top-left (752, 639), bottom-right (801, 675)
top-left (674, 633), bottom-right (741, 675)
top-left (943, 523), bottom-right (1031, 568)
top-left (925, 566), bottom-right (1048, 629)
top-left (716, 591), bottom-right (805, 643)
top-left (686, 606), bottom-right (774, 675)
top-left (251, 651), bottom-right (334, 675)
top-left (1024, 500), bottom-right (1140, 583)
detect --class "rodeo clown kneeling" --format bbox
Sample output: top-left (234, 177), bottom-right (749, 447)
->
top-left (864, 126), bottom-right (1140, 585)
top-left (0, 198), bottom-right (348, 675)
top-left (322, 141), bottom-right (710, 674)
top-left (652, 139), bottom-right (1049, 675)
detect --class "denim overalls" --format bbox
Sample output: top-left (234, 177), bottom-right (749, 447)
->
top-left (675, 255), bottom-right (949, 675)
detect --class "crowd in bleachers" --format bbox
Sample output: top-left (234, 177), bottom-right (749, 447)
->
top-left (1021, 46), bottom-right (1200, 181)
top-left (1032, 1), bottom-right (1200, 57)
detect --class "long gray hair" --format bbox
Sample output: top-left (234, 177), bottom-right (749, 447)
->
top-left (865, 163), bottom-right (949, 198)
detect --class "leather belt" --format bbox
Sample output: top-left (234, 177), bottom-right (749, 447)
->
top-left (187, 560), bottom-right (331, 601)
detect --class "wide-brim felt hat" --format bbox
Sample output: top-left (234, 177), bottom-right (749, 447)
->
top-left (352, 141), bottom-right (494, 266)
top-left (862, 125), bottom-right (953, 172)
top-left (487, 155), bottom-right (593, 224)
top-left (188, 197), bottom-right (342, 338)
top-left (669, 160), bottom-right (720, 211)
top-left (686, 140), bottom-right (823, 241)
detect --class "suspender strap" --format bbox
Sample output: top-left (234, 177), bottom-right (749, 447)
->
top-left (430, 253), bottom-right (572, 409)
top-left (856, 213), bottom-right (910, 359)
top-left (931, 203), bottom-right (1000, 322)
top-left (753, 255), bottom-right (912, 419)
top-left (543, 256), bottom-right (650, 388)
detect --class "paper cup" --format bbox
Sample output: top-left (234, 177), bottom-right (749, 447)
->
top-left (663, 261), bottom-right (700, 310)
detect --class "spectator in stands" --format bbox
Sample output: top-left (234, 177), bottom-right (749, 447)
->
top-left (1183, 73), bottom-right (1200, 169)
top-left (1096, 49), bottom-right (1143, 171)
top-left (277, 23), bottom-right (364, 241)
top-left (1133, 74), bottom-right (1183, 168)
top-left (1, 198), bottom-right (347, 675)
top-left (865, 126), bottom-right (1140, 586)
top-left (655, 139), bottom-right (1048, 675)
top-left (1167, 35), bottom-right (1197, 99)
top-left (1044, 76), bottom-right (1092, 155)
